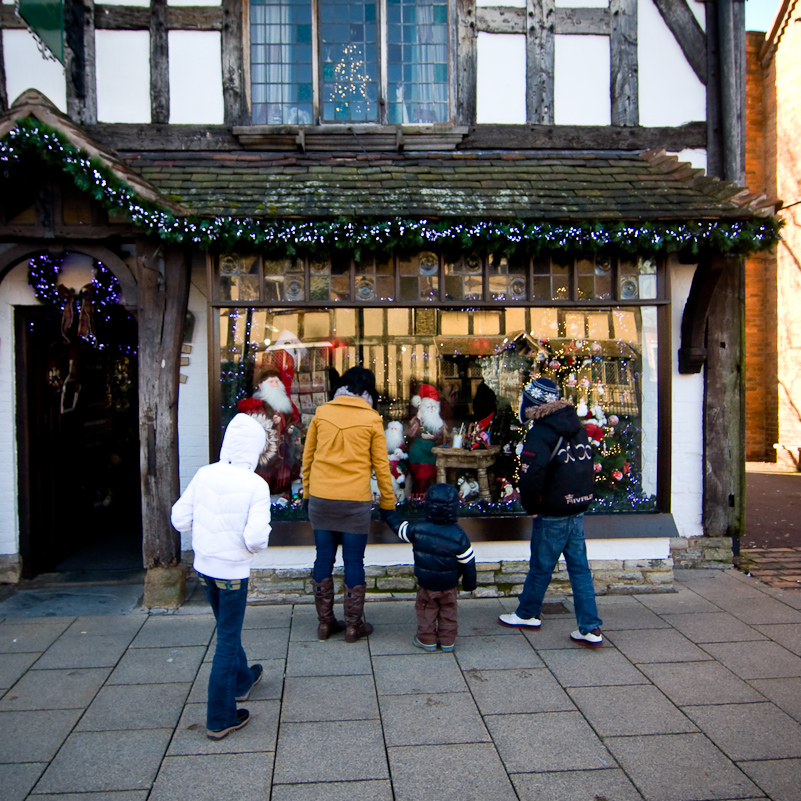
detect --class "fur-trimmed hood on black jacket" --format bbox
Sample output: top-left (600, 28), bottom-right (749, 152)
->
top-left (518, 400), bottom-right (595, 516)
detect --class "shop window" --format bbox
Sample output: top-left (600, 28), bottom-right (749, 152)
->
top-left (216, 303), bottom-right (659, 520)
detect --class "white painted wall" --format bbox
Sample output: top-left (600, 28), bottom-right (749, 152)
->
top-left (639, 0), bottom-right (706, 126)
top-left (95, 30), bottom-right (151, 123)
top-left (675, 148), bottom-right (708, 173)
top-left (2, 30), bottom-right (67, 112)
top-left (670, 262), bottom-right (704, 538)
top-left (476, 33), bottom-right (527, 124)
top-left (177, 257), bottom-right (211, 551)
top-left (168, 31), bottom-right (224, 124)
top-left (554, 35), bottom-right (611, 125)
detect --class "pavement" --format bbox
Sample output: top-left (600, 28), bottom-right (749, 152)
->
top-left (2, 569), bottom-right (801, 800)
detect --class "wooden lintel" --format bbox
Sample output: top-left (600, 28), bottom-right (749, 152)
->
top-left (93, 5), bottom-right (222, 30)
top-left (477, 5), bottom-right (609, 35)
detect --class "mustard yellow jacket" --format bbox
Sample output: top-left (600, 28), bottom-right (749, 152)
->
top-left (301, 396), bottom-right (396, 510)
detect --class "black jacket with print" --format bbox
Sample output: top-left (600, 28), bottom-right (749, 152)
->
top-left (518, 400), bottom-right (595, 517)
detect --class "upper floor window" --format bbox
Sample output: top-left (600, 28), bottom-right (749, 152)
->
top-left (249, 0), bottom-right (451, 125)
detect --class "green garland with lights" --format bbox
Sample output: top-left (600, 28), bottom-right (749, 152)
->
top-left (1, 117), bottom-right (783, 260)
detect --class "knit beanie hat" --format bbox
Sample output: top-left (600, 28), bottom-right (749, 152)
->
top-left (518, 377), bottom-right (559, 423)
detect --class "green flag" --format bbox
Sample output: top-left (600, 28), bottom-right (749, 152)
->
top-left (17, 0), bottom-right (64, 64)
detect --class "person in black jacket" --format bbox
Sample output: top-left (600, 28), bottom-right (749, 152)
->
top-left (498, 377), bottom-right (604, 647)
top-left (383, 483), bottom-right (477, 652)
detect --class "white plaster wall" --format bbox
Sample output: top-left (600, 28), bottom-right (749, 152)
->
top-left (554, 34), bottom-right (611, 125)
top-left (253, 538), bottom-right (671, 570)
top-left (476, 33), bottom-right (527, 124)
top-left (178, 257), bottom-right (211, 550)
top-left (168, 31), bottom-right (224, 124)
top-left (670, 262), bottom-right (704, 538)
top-left (2, 30), bottom-right (67, 112)
top-left (95, 30), bottom-right (151, 123)
top-left (674, 148), bottom-right (708, 173)
top-left (639, 0), bottom-right (706, 126)
top-left (0, 262), bottom-right (37, 556)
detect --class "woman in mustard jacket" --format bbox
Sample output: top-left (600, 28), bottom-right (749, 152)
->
top-left (301, 366), bottom-right (396, 643)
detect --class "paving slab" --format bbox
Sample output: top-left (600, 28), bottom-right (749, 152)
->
top-left (281, 674), bottom-right (379, 722)
top-left (107, 645), bottom-right (207, 685)
top-left (62, 615), bottom-right (146, 638)
top-left (363, 623), bottom-right (430, 655)
top-left (701, 641), bottom-right (801, 679)
top-left (242, 603), bottom-right (293, 628)
top-left (273, 720), bottom-right (389, 783)
top-left (568, 685), bottom-right (697, 736)
top-left (30, 793), bottom-right (148, 801)
top-left (0, 666), bottom-right (109, 711)
top-left (76, 682), bottom-right (191, 731)
top-left (748, 677), bottom-right (801, 723)
top-left (605, 628), bottom-right (712, 663)
top-left (0, 708), bottom-right (82, 763)
top-left (388, 742), bottom-right (518, 801)
top-left (285, 638), bottom-right (373, 676)
top-left (206, 625), bottom-right (290, 661)
top-left (271, 779), bottom-right (393, 801)
top-left (0, 651), bottom-right (40, 690)
top-left (373, 653), bottom-right (468, 695)
top-left (454, 632), bottom-right (543, 670)
top-left (32, 633), bottom-right (136, 669)
top-left (0, 620), bottom-right (72, 653)
top-left (682, 702), bottom-right (801, 761)
top-left (661, 611), bottom-right (769, 643)
top-left (0, 585), bottom-right (142, 617)
top-left (606, 732), bottom-right (761, 801)
top-left (453, 598), bottom-right (522, 637)
top-left (463, 666), bottom-right (575, 715)
top-left (486, 711), bottom-right (616, 772)
top-left (638, 661), bottom-right (765, 706)
top-left (739, 758), bottom-right (801, 801)
top-left (130, 614), bottom-right (216, 648)
top-left (168, 700), bottom-right (279, 755)
top-left (637, 587), bottom-right (723, 615)
top-left (591, 598), bottom-right (672, 630)
top-left (0, 761), bottom-right (44, 801)
top-left (187, 658), bottom-right (284, 704)
top-left (752, 623), bottom-right (801, 656)
top-left (520, 616), bottom-right (578, 650)
top-left (379, 691), bottom-right (490, 746)
top-left (727, 599), bottom-right (801, 625)
top-left (511, 767), bottom-right (645, 801)
top-left (32, 728), bottom-right (172, 794)
top-left (149, 753), bottom-right (273, 801)
top-left (539, 647), bottom-right (650, 687)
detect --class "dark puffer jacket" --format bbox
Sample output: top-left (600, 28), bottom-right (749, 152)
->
top-left (518, 400), bottom-right (595, 516)
top-left (384, 483), bottom-right (477, 592)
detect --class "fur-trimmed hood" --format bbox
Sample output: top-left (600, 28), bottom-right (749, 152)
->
top-left (527, 399), bottom-right (583, 438)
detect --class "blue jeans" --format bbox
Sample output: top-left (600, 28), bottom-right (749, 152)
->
top-left (313, 530), bottom-right (367, 587)
top-left (515, 514), bottom-right (603, 634)
top-left (198, 572), bottom-right (254, 731)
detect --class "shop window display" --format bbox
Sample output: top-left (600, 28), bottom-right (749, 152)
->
top-left (216, 303), bottom-right (658, 519)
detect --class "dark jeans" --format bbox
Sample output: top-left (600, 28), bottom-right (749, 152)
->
top-left (515, 513), bottom-right (603, 635)
top-left (313, 530), bottom-right (368, 587)
top-left (415, 586), bottom-right (459, 646)
top-left (198, 572), bottom-right (254, 731)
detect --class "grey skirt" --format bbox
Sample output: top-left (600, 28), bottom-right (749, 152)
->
top-left (308, 496), bottom-right (373, 535)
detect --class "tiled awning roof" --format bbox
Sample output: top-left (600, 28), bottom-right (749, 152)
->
top-left (123, 148), bottom-right (775, 221)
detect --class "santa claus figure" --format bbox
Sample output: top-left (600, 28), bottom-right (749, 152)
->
top-left (237, 362), bottom-right (301, 495)
top-left (385, 420), bottom-right (409, 503)
top-left (407, 384), bottom-right (448, 494)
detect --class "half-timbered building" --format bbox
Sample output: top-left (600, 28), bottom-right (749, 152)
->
top-left (0, 0), bottom-right (780, 605)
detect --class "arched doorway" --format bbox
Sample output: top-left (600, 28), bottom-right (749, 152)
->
top-left (13, 251), bottom-right (142, 580)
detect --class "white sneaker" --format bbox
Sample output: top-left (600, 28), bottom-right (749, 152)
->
top-left (570, 628), bottom-right (603, 647)
top-left (498, 612), bottom-right (542, 630)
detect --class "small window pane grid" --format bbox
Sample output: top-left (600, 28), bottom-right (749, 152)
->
top-left (217, 305), bottom-right (658, 519)
top-left (249, 0), bottom-right (450, 125)
top-left (214, 253), bottom-right (662, 305)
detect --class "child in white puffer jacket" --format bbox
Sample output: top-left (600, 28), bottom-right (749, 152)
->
top-left (171, 413), bottom-right (272, 740)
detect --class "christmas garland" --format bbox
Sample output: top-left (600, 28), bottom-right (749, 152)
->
top-left (1, 118), bottom-right (784, 260)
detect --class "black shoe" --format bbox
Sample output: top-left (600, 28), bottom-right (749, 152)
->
top-left (207, 708), bottom-right (250, 740)
top-left (235, 664), bottom-right (263, 702)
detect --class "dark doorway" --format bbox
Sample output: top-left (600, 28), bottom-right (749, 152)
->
top-left (15, 304), bottom-right (142, 579)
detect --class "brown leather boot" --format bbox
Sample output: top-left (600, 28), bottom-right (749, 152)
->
top-left (312, 577), bottom-right (345, 641)
top-left (343, 584), bottom-right (374, 643)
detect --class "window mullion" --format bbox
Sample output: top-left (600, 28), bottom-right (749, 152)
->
top-left (312, 0), bottom-right (321, 124)
top-left (379, 0), bottom-right (388, 124)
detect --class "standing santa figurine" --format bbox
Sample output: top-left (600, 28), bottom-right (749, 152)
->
top-left (237, 361), bottom-right (301, 496)
top-left (407, 384), bottom-right (448, 495)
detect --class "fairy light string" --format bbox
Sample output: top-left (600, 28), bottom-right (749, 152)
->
top-left (0, 119), bottom-right (783, 260)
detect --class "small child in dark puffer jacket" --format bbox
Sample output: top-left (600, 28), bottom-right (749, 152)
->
top-left (382, 483), bottom-right (477, 652)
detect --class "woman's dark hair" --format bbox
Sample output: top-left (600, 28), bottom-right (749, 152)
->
top-left (341, 366), bottom-right (378, 407)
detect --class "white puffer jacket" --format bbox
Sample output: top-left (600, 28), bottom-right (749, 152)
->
top-left (171, 413), bottom-right (272, 580)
